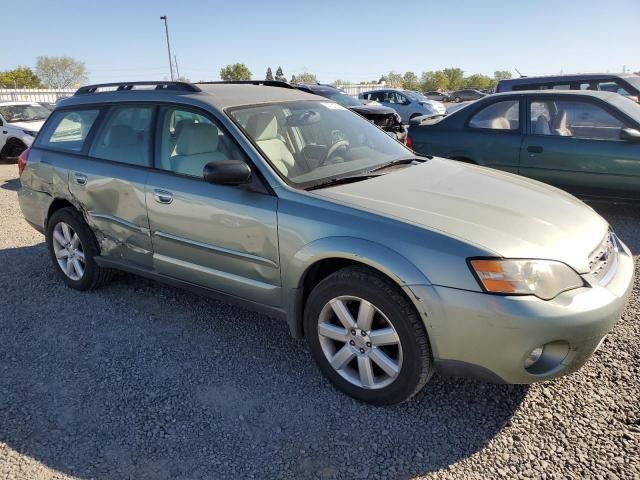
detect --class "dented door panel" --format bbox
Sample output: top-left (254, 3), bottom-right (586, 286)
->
top-left (67, 158), bottom-right (153, 267)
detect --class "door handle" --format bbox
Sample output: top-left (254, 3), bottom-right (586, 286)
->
top-left (527, 146), bottom-right (544, 154)
top-left (73, 173), bottom-right (88, 185)
top-left (153, 189), bottom-right (173, 204)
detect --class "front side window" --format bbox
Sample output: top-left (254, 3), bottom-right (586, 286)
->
top-left (156, 107), bottom-right (243, 177)
top-left (230, 100), bottom-right (411, 187)
top-left (469, 100), bottom-right (519, 130)
top-left (38, 109), bottom-right (100, 152)
top-left (90, 106), bottom-right (153, 166)
top-left (530, 100), bottom-right (624, 140)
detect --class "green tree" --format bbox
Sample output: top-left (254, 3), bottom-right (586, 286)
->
top-left (385, 71), bottom-right (403, 88)
top-left (420, 71), bottom-right (449, 92)
top-left (295, 72), bottom-right (318, 84)
top-left (290, 74), bottom-right (297, 83)
top-left (219, 63), bottom-right (252, 81)
top-left (275, 66), bottom-right (286, 82)
top-left (36, 56), bottom-right (88, 89)
top-left (463, 74), bottom-right (494, 90)
top-left (442, 68), bottom-right (465, 90)
top-left (402, 71), bottom-right (419, 91)
top-left (265, 67), bottom-right (274, 81)
top-left (0, 66), bottom-right (43, 88)
top-left (494, 70), bottom-right (512, 81)
top-left (333, 79), bottom-right (350, 87)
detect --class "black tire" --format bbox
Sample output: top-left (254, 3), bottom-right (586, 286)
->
top-left (46, 207), bottom-right (113, 290)
top-left (304, 265), bottom-right (433, 405)
top-left (454, 96), bottom-right (461, 103)
top-left (0, 139), bottom-right (27, 163)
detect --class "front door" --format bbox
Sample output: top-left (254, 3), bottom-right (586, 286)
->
top-left (145, 105), bottom-right (280, 306)
top-left (519, 96), bottom-right (640, 201)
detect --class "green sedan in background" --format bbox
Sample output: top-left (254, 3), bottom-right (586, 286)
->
top-left (408, 90), bottom-right (640, 203)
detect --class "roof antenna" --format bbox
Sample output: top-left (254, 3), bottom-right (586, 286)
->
top-left (514, 68), bottom-right (525, 78)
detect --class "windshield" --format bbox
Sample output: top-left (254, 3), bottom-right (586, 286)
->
top-left (328, 92), bottom-right (363, 107)
top-left (0, 104), bottom-right (51, 123)
top-left (404, 91), bottom-right (428, 102)
top-left (623, 75), bottom-right (640, 93)
top-left (230, 100), bottom-right (412, 188)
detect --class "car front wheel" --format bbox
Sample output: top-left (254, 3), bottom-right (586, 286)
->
top-left (304, 266), bottom-right (433, 405)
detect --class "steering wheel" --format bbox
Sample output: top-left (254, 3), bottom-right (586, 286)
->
top-left (322, 139), bottom-right (350, 166)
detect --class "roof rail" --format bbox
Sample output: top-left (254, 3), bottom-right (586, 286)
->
top-left (75, 81), bottom-right (202, 95)
top-left (195, 80), bottom-right (294, 89)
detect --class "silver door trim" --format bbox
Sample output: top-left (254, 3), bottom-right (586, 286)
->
top-left (153, 230), bottom-right (278, 268)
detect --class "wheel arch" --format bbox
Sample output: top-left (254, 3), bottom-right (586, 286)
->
top-left (283, 237), bottom-right (431, 338)
top-left (46, 198), bottom-right (76, 227)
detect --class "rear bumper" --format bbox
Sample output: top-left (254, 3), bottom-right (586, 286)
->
top-left (406, 237), bottom-right (634, 384)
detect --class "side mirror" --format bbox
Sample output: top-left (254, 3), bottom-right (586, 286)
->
top-left (620, 128), bottom-right (640, 143)
top-left (203, 160), bottom-right (251, 185)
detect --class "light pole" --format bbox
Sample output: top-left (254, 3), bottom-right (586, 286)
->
top-left (160, 15), bottom-right (174, 81)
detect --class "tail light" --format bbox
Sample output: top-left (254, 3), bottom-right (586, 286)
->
top-left (18, 148), bottom-right (30, 176)
top-left (406, 135), bottom-right (413, 149)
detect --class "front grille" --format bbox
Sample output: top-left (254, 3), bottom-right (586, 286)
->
top-left (588, 231), bottom-right (617, 282)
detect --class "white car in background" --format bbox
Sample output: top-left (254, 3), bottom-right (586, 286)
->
top-left (0, 102), bottom-right (51, 161)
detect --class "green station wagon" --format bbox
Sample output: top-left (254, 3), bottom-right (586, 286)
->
top-left (408, 90), bottom-right (640, 203)
top-left (18, 81), bottom-right (634, 405)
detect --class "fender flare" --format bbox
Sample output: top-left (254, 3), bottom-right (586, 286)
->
top-left (282, 237), bottom-right (432, 337)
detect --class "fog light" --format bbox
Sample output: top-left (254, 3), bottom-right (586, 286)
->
top-left (524, 346), bottom-right (544, 368)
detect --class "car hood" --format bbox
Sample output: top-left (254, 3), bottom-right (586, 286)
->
top-left (8, 120), bottom-right (45, 132)
top-left (313, 158), bottom-right (608, 273)
top-left (348, 104), bottom-right (398, 116)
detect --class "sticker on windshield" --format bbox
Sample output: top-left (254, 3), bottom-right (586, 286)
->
top-left (321, 102), bottom-right (347, 111)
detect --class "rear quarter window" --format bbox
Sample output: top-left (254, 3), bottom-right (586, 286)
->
top-left (37, 109), bottom-right (100, 152)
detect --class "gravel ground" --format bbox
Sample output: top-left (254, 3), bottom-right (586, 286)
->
top-left (0, 163), bottom-right (638, 480)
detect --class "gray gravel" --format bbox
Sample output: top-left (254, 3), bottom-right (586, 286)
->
top-left (0, 163), bottom-right (638, 479)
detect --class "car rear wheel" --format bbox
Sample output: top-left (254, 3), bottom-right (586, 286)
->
top-left (46, 207), bottom-right (113, 290)
top-left (304, 266), bottom-right (433, 405)
top-left (0, 139), bottom-right (27, 163)
top-left (454, 96), bottom-right (461, 103)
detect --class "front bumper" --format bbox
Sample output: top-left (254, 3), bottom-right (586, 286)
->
top-left (406, 237), bottom-right (634, 384)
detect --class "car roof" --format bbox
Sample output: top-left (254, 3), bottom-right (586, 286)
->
top-left (56, 82), bottom-right (321, 111)
top-left (499, 73), bottom-right (639, 84)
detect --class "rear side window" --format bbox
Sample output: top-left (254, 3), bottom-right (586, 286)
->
top-left (38, 109), bottom-right (100, 152)
top-left (90, 106), bottom-right (153, 166)
top-left (469, 100), bottom-right (519, 130)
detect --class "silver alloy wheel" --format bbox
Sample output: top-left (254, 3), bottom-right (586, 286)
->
top-left (317, 296), bottom-right (403, 390)
top-left (52, 222), bottom-right (86, 281)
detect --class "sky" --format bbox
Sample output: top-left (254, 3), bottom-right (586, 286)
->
top-left (2, 0), bottom-right (639, 85)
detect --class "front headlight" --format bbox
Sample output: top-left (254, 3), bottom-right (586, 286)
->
top-left (469, 259), bottom-right (584, 300)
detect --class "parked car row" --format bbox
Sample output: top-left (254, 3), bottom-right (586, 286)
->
top-left (357, 89), bottom-right (446, 123)
top-left (17, 80), bottom-right (634, 405)
top-left (292, 83), bottom-right (406, 142)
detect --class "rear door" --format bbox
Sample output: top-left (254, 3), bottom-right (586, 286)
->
top-left (519, 95), bottom-right (640, 201)
top-left (66, 104), bottom-right (155, 267)
top-left (145, 105), bottom-right (280, 306)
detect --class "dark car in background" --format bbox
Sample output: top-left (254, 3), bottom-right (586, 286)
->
top-left (407, 90), bottom-right (640, 203)
top-left (496, 73), bottom-right (640, 103)
top-left (294, 84), bottom-right (406, 142)
top-left (423, 91), bottom-right (450, 102)
top-left (448, 89), bottom-right (486, 103)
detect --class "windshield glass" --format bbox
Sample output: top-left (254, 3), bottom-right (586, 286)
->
top-left (230, 100), bottom-right (411, 188)
top-left (404, 91), bottom-right (428, 102)
top-left (0, 104), bottom-right (51, 123)
top-left (623, 75), bottom-right (640, 93)
top-left (328, 92), bottom-right (362, 107)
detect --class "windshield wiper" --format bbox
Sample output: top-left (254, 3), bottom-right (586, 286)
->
top-left (306, 173), bottom-right (383, 191)
top-left (370, 156), bottom-right (429, 173)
